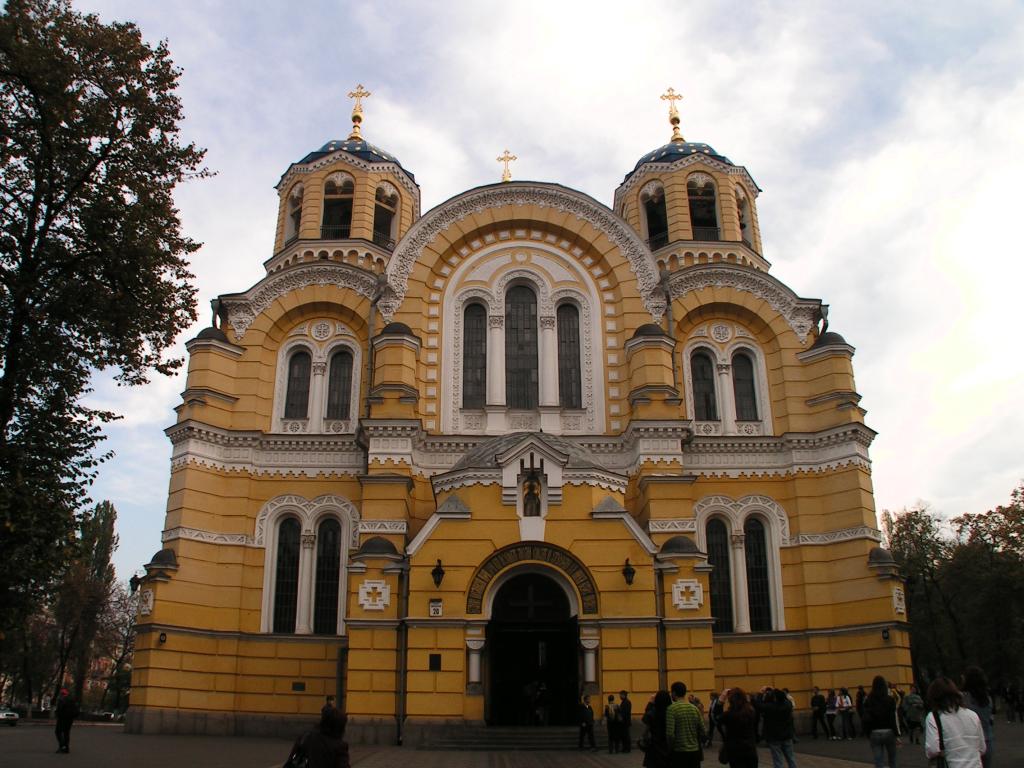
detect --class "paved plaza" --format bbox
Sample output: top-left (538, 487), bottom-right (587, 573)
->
top-left (2, 720), bottom-right (1021, 767)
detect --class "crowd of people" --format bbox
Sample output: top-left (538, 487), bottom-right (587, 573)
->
top-left (612, 666), bottom-right (997, 768)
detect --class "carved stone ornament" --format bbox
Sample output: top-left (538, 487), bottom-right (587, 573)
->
top-left (377, 181), bottom-right (399, 200)
top-left (466, 542), bottom-right (599, 615)
top-left (893, 587), bottom-right (906, 615)
top-left (312, 320), bottom-right (332, 341)
top-left (382, 183), bottom-right (665, 322)
top-left (711, 323), bottom-right (732, 342)
top-left (358, 579), bottom-right (391, 611)
top-left (539, 315), bottom-right (556, 330)
top-left (225, 263), bottom-right (380, 340)
top-left (139, 589), bottom-right (154, 616)
top-left (254, 494), bottom-right (361, 548)
top-left (668, 264), bottom-right (820, 343)
top-left (687, 172), bottom-right (713, 188)
top-left (694, 494), bottom-right (792, 545)
top-left (672, 579), bottom-right (704, 610)
top-left (488, 314), bottom-right (504, 329)
top-left (640, 181), bottom-right (664, 201)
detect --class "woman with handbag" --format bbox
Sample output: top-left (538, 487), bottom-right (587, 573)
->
top-left (719, 687), bottom-right (758, 768)
top-left (863, 675), bottom-right (901, 768)
top-left (925, 677), bottom-right (985, 768)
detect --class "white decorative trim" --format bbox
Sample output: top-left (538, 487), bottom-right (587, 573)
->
top-left (694, 494), bottom-right (791, 545)
top-left (376, 180), bottom-right (398, 199)
top-left (167, 421), bottom-right (364, 478)
top-left (358, 579), bottom-right (391, 611)
top-left (791, 526), bottom-right (882, 546)
top-left (383, 183), bottom-right (665, 321)
top-left (687, 172), bottom-right (714, 188)
top-left (672, 579), bottom-right (704, 610)
top-left (162, 527), bottom-right (253, 546)
top-left (139, 589), bottom-right (154, 616)
top-left (224, 263), bottom-right (380, 340)
top-left (668, 264), bottom-right (821, 343)
top-left (254, 494), bottom-right (361, 548)
top-left (324, 171), bottom-right (355, 189)
top-left (358, 520), bottom-right (408, 535)
top-left (648, 519), bottom-right (697, 534)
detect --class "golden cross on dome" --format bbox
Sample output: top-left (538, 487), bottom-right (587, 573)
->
top-left (660, 87), bottom-right (685, 143)
top-left (497, 149), bottom-right (517, 182)
top-left (347, 84), bottom-right (372, 140)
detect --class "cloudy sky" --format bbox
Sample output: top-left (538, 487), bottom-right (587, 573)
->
top-left (75, 1), bottom-right (1024, 579)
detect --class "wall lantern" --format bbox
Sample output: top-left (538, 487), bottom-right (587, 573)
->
top-left (431, 559), bottom-right (446, 588)
top-left (158, 632), bottom-right (167, 644)
top-left (622, 559), bottom-right (636, 586)
top-left (881, 628), bottom-right (890, 642)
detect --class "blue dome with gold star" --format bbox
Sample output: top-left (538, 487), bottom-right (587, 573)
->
top-left (298, 138), bottom-right (413, 180)
top-left (624, 141), bottom-right (733, 182)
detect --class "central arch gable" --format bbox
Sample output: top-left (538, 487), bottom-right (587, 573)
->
top-left (466, 542), bottom-right (599, 615)
top-left (381, 182), bottom-right (665, 321)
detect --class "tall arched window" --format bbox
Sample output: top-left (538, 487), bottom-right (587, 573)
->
top-left (556, 304), bottom-right (581, 409)
top-left (325, 349), bottom-right (353, 420)
top-left (687, 175), bottom-right (719, 240)
top-left (744, 518), bottom-right (772, 632)
top-left (505, 286), bottom-right (538, 409)
top-left (691, 351), bottom-right (718, 420)
top-left (313, 518), bottom-right (342, 635)
top-left (273, 518), bottom-right (301, 633)
top-left (285, 185), bottom-right (303, 243)
top-left (706, 519), bottom-right (734, 633)
top-left (284, 351), bottom-right (312, 419)
top-left (462, 304), bottom-right (487, 408)
top-left (641, 183), bottom-right (669, 249)
top-left (373, 184), bottom-right (399, 249)
top-left (736, 186), bottom-right (752, 247)
top-left (732, 352), bottom-right (758, 421)
top-left (322, 174), bottom-right (354, 239)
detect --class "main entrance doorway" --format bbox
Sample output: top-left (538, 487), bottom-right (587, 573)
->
top-left (486, 572), bottom-right (579, 726)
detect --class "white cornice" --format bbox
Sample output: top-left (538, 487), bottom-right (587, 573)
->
top-left (220, 262), bottom-right (381, 340)
top-left (667, 263), bottom-right (822, 344)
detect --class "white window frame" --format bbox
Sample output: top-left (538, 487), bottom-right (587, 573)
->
top-left (682, 330), bottom-right (773, 436)
top-left (272, 330), bottom-right (361, 434)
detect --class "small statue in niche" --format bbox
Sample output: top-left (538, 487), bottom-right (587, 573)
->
top-left (522, 455), bottom-right (544, 517)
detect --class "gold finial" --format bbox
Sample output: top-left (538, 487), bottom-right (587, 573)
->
top-left (347, 84), bottom-right (372, 140)
top-left (660, 87), bottom-right (685, 143)
top-left (497, 149), bottom-right (517, 183)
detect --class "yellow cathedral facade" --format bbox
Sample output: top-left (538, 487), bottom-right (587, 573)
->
top-left (127, 87), bottom-right (911, 742)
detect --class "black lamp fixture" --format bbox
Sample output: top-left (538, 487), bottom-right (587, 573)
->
top-left (431, 559), bottom-right (446, 588)
top-left (622, 558), bottom-right (636, 586)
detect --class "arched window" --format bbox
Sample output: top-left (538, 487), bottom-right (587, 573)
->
top-left (556, 304), bottom-right (582, 409)
top-left (505, 286), bottom-right (538, 409)
top-left (285, 185), bottom-right (303, 243)
top-left (641, 183), bottom-right (669, 249)
top-left (691, 351), bottom-right (718, 421)
top-left (462, 304), bottom-right (487, 409)
top-left (373, 184), bottom-right (399, 249)
top-left (272, 518), bottom-right (301, 633)
top-left (732, 352), bottom-right (758, 421)
top-left (322, 174), bottom-right (354, 239)
top-left (325, 349), bottom-right (353, 420)
top-left (284, 351), bottom-right (312, 419)
top-left (736, 186), bottom-right (751, 247)
top-left (744, 518), bottom-right (772, 632)
top-left (687, 175), bottom-right (719, 241)
top-left (313, 518), bottom-right (342, 635)
top-left (706, 519), bottom-right (734, 633)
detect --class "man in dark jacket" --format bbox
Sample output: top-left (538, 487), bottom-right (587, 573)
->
top-left (810, 687), bottom-right (828, 739)
top-left (618, 690), bottom-right (633, 753)
top-left (760, 687), bottom-right (797, 768)
top-left (286, 707), bottom-right (350, 768)
top-left (54, 688), bottom-right (78, 754)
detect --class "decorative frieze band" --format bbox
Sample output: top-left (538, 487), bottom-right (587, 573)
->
top-left (162, 526), bottom-right (253, 547)
top-left (647, 518), bottom-right (881, 548)
top-left (358, 520), bottom-right (408, 535)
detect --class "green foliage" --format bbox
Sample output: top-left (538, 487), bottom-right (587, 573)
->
top-left (0, 0), bottom-right (207, 628)
top-left (883, 482), bottom-right (1024, 688)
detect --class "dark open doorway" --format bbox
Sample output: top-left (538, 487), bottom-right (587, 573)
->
top-left (486, 572), bottom-right (579, 726)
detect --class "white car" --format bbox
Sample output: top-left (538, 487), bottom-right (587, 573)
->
top-left (0, 709), bottom-right (19, 726)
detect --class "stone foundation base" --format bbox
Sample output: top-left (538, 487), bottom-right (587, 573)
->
top-left (124, 707), bottom-right (396, 745)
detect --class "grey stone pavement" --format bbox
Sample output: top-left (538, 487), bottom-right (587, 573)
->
top-left (2, 720), bottom-right (1021, 768)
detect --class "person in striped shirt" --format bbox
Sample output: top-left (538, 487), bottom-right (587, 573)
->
top-left (666, 681), bottom-right (707, 768)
